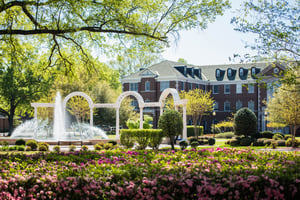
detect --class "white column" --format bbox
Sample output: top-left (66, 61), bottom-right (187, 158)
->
top-left (34, 107), bottom-right (37, 120)
top-left (183, 105), bottom-right (187, 140)
top-left (140, 107), bottom-right (144, 129)
top-left (116, 108), bottom-right (120, 139)
top-left (90, 108), bottom-right (93, 126)
top-left (160, 106), bottom-right (163, 116)
top-left (175, 105), bottom-right (179, 111)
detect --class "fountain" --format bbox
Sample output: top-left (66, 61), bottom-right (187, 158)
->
top-left (10, 92), bottom-right (108, 142)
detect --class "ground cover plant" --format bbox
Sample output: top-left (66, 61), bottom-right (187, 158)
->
top-left (0, 148), bottom-right (299, 199)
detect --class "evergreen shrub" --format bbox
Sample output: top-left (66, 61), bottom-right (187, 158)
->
top-left (26, 140), bottom-right (38, 151)
top-left (15, 139), bottom-right (26, 146)
top-left (233, 108), bottom-right (257, 137)
top-left (187, 126), bottom-right (204, 137)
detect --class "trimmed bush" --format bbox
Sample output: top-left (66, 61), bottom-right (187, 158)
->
top-left (214, 132), bottom-right (235, 139)
top-left (286, 138), bottom-right (300, 147)
top-left (273, 133), bottom-right (284, 140)
top-left (188, 137), bottom-right (198, 145)
top-left (276, 140), bottom-right (286, 146)
top-left (26, 140), bottom-right (38, 151)
top-left (25, 146), bottom-right (31, 151)
top-left (233, 108), bottom-right (257, 137)
top-left (263, 139), bottom-right (275, 146)
top-left (187, 126), bottom-right (204, 137)
top-left (16, 145), bottom-right (25, 151)
top-left (239, 137), bottom-right (253, 146)
top-left (15, 139), bottom-right (26, 146)
top-left (228, 138), bottom-right (239, 146)
top-left (38, 142), bottom-right (49, 151)
top-left (260, 131), bottom-right (274, 139)
top-left (53, 145), bottom-right (60, 152)
top-left (179, 141), bottom-right (188, 150)
top-left (190, 141), bottom-right (199, 148)
top-left (69, 145), bottom-right (76, 152)
top-left (81, 145), bottom-right (89, 151)
top-left (120, 129), bottom-right (135, 149)
top-left (9, 146), bottom-right (16, 151)
top-left (1, 140), bottom-right (9, 146)
top-left (148, 129), bottom-right (164, 150)
top-left (208, 138), bottom-right (215, 145)
top-left (94, 143), bottom-right (103, 151)
top-left (103, 143), bottom-right (114, 150)
top-left (253, 138), bottom-right (266, 146)
top-left (284, 134), bottom-right (292, 140)
top-left (107, 140), bottom-right (117, 146)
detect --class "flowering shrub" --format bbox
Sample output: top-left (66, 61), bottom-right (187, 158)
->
top-left (0, 148), bottom-right (299, 199)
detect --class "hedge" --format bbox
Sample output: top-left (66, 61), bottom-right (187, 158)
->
top-left (120, 129), bottom-right (164, 149)
top-left (187, 125), bottom-right (203, 137)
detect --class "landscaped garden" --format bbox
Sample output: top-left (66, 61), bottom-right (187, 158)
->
top-left (0, 148), bottom-right (299, 199)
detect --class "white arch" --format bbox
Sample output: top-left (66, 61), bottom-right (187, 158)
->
top-left (115, 91), bottom-right (145, 108)
top-left (62, 92), bottom-right (95, 127)
top-left (159, 88), bottom-right (180, 104)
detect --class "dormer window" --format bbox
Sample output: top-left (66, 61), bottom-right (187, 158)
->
top-left (239, 68), bottom-right (244, 76)
top-left (251, 67), bottom-right (256, 75)
top-left (216, 69), bottom-right (220, 78)
top-left (184, 67), bottom-right (187, 76)
top-left (228, 68), bottom-right (232, 77)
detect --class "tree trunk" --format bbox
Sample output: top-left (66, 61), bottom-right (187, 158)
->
top-left (8, 107), bottom-right (15, 136)
top-left (169, 135), bottom-right (175, 150)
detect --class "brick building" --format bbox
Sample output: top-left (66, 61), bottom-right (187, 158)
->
top-left (121, 60), bottom-right (287, 133)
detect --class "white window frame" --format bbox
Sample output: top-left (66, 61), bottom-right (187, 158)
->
top-left (224, 101), bottom-right (231, 112)
top-left (181, 82), bottom-right (185, 91)
top-left (248, 100), bottom-right (255, 111)
top-left (224, 85), bottom-right (230, 94)
top-left (214, 101), bottom-right (219, 111)
top-left (216, 69), bottom-right (220, 78)
top-left (248, 84), bottom-right (254, 93)
top-left (189, 83), bottom-right (192, 90)
top-left (236, 84), bottom-right (242, 94)
top-left (145, 81), bottom-right (150, 91)
top-left (160, 81), bottom-right (170, 91)
top-left (236, 100), bottom-right (242, 111)
top-left (129, 82), bottom-right (138, 92)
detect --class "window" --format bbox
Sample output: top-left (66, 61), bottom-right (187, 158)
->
top-left (160, 81), bottom-right (169, 91)
top-left (203, 85), bottom-right (206, 91)
top-left (131, 100), bottom-right (138, 110)
top-left (224, 85), bottom-right (230, 94)
top-left (251, 67), bottom-right (256, 75)
top-left (213, 85), bottom-right (219, 94)
top-left (181, 82), bottom-right (185, 91)
top-left (224, 101), bottom-right (231, 112)
top-left (248, 101), bottom-right (255, 111)
top-left (239, 68), bottom-right (244, 76)
top-left (216, 69), bottom-right (220, 78)
top-left (196, 84), bottom-right (199, 89)
top-left (189, 83), bottom-right (192, 90)
top-left (228, 69), bottom-right (232, 77)
top-left (236, 84), bottom-right (242, 94)
top-left (129, 83), bottom-right (138, 91)
top-left (214, 102), bottom-right (219, 111)
top-left (248, 84), bottom-right (254, 93)
top-left (236, 100), bottom-right (242, 111)
top-left (145, 81), bottom-right (150, 91)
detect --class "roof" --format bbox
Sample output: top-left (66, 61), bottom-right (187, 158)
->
top-left (121, 60), bottom-right (283, 82)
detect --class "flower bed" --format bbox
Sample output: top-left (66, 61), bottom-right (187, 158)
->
top-left (0, 148), bottom-right (299, 199)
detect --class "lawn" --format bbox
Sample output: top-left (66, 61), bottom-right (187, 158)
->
top-left (0, 148), bottom-right (299, 199)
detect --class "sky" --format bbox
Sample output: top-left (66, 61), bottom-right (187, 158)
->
top-left (162, 1), bottom-right (257, 66)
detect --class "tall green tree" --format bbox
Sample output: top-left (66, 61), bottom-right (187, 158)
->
top-left (232, 0), bottom-right (300, 85)
top-left (180, 89), bottom-right (214, 138)
top-left (0, 39), bottom-right (55, 135)
top-left (0, 0), bottom-right (230, 67)
top-left (266, 77), bottom-right (300, 147)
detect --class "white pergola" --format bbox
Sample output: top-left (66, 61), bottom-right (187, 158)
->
top-left (31, 88), bottom-right (188, 140)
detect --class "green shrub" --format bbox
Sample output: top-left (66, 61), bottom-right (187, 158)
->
top-left (9, 146), bottom-right (16, 151)
top-left (25, 146), bottom-right (31, 151)
top-left (103, 143), bottom-right (114, 150)
top-left (26, 140), bottom-right (38, 151)
top-left (239, 137), bottom-right (253, 146)
top-left (69, 145), bottom-right (76, 152)
top-left (53, 145), bottom-right (60, 152)
top-left (263, 139), bottom-right (275, 146)
top-left (285, 138), bottom-right (300, 147)
top-left (16, 145), bottom-right (25, 151)
top-left (1, 140), bottom-right (9, 146)
top-left (179, 140), bottom-right (188, 150)
top-left (227, 139), bottom-right (239, 146)
top-left (15, 139), bottom-right (26, 146)
top-left (133, 130), bottom-right (151, 150)
top-left (81, 145), bottom-right (89, 151)
top-left (253, 138), bottom-right (266, 146)
top-left (38, 142), bottom-right (49, 151)
top-left (273, 133), bottom-right (284, 140)
top-left (189, 137), bottom-right (198, 145)
top-left (233, 108), bottom-right (257, 137)
top-left (284, 134), bottom-right (292, 140)
top-left (120, 129), bottom-right (135, 149)
top-left (271, 141), bottom-right (277, 149)
top-left (94, 143), bottom-right (103, 151)
top-left (208, 138), bottom-right (215, 145)
top-left (276, 140), bottom-right (286, 146)
top-left (107, 140), bottom-right (117, 146)
top-left (187, 126), bottom-right (204, 137)
top-left (260, 131), bottom-right (274, 139)
top-left (148, 129), bottom-right (164, 150)
top-left (158, 109), bottom-right (183, 150)
top-left (190, 141), bottom-right (199, 148)
top-left (214, 132), bottom-right (235, 139)
top-left (0, 146), bottom-right (8, 151)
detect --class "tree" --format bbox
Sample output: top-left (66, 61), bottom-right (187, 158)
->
top-left (67, 96), bottom-right (90, 123)
top-left (233, 107), bottom-right (257, 137)
top-left (158, 109), bottom-right (183, 150)
top-left (266, 81), bottom-right (300, 147)
top-left (126, 114), bottom-right (153, 129)
top-left (0, 39), bottom-right (54, 135)
top-left (180, 89), bottom-right (214, 138)
top-left (232, 0), bottom-right (300, 85)
top-left (0, 0), bottom-right (230, 67)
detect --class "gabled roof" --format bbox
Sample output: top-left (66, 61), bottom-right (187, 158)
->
top-left (121, 60), bottom-right (282, 82)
